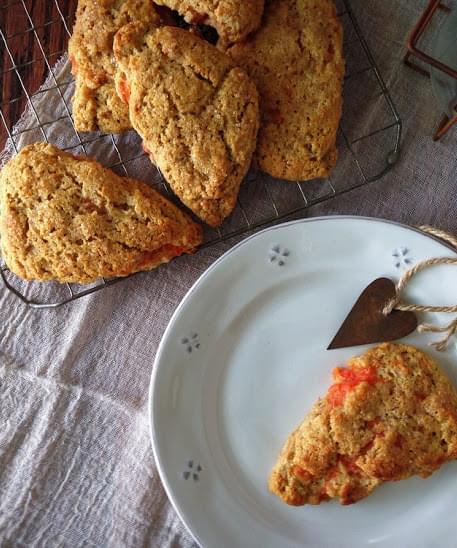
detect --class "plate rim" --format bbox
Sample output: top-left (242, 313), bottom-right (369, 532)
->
top-left (148, 214), bottom-right (457, 547)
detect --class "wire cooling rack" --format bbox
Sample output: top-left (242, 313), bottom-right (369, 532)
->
top-left (0, 0), bottom-right (402, 309)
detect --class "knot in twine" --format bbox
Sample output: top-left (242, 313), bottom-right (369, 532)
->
top-left (383, 226), bottom-right (457, 351)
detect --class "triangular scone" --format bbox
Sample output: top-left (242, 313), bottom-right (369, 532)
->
top-left (68, 0), bottom-right (163, 133)
top-left (269, 343), bottom-right (457, 506)
top-left (152, 0), bottom-right (264, 44)
top-left (227, 0), bottom-right (344, 181)
top-left (0, 143), bottom-right (202, 284)
top-left (113, 25), bottom-right (259, 227)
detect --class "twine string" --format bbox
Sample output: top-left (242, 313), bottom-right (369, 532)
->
top-left (417, 319), bottom-right (457, 352)
top-left (383, 225), bottom-right (457, 351)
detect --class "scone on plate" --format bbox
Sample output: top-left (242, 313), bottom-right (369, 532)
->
top-left (227, 0), bottom-right (344, 181)
top-left (113, 25), bottom-right (259, 227)
top-left (269, 343), bottom-right (457, 505)
top-left (0, 143), bottom-right (202, 284)
top-left (153, 0), bottom-right (264, 44)
top-left (68, 0), bottom-right (162, 133)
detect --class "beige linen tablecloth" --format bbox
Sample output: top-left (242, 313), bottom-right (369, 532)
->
top-left (1, 1), bottom-right (457, 546)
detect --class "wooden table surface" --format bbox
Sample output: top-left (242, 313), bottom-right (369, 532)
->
top-left (0, 0), bottom-right (78, 150)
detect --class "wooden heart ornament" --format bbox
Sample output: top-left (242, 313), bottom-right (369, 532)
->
top-left (328, 278), bottom-right (418, 350)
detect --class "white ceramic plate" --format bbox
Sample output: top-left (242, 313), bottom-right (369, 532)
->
top-left (149, 217), bottom-right (457, 548)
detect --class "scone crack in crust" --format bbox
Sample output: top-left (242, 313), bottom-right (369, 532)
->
top-left (0, 143), bottom-right (202, 284)
top-left (114, 25), bottom-right (259, 227)
top-left (153, 0), bottom-right (265, 44)
top-left (226, 0), bottom-right (344, 181)
top-left (269, 343), bottom-right (457, 506)
top-left (68, 0), bottom-right (163, 133)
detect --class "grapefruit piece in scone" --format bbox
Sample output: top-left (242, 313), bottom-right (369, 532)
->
top-left (68, 0), bottom-right (163, 133)
top-left (0, 143), bottom-right (202, 284)
top-left (152, 0), bottom-right (265, 44)
top-left (269, 343), bottom-right (457, 506)
top-left (113, 24), bottom-right (259, 227)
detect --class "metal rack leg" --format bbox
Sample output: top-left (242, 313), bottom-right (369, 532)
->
top-left (403, 1), bottom-right (456, 141)
top-left (403, 0), bottom-right (453, 80)
top-left (433, 110), bottom-right (457, 141)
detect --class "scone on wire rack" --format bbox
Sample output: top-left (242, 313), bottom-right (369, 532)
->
top-left (0, 143), bottom-right (202, 284)
top-left (113, 24), bottom-right (259, 227)
top-left (227, 0), bottom-right (344, 182)
top-left (269, 343), bottom-right (457, 505)
top-left (153, 0), bottom-right (265, 44)
top-left (68, 0), bottom-right (163, 133)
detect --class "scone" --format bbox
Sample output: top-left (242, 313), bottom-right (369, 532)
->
top-left (68, 0), bottom-right (162, 133)
top-left (269, 343), bottom-right (457, 505)
top-left (0, 143), bottom-right (202, 284)
top-left (227, 0), bottom-right (344, 181)
top-left (114, 25), bottom-right (259, 227)
top-left (153, 0), bottom-right (264, 44)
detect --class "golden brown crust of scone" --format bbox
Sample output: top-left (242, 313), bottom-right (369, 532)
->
top-left (227, 0), bottom-right (344, 181)
top-left (269, 343), bottom-right (457, 506)
top-left (68, 0), bottom-right (162, 133)
top-left (0, 143), bottom-right (202, 284)
top-left (153, 0), bottom-right (264, 44)
top-left (114, 25), bottom-right (259, 227)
